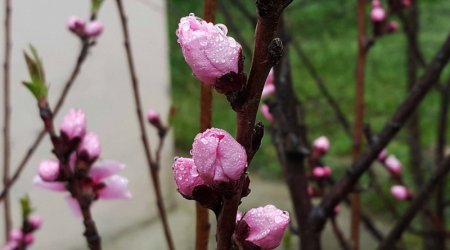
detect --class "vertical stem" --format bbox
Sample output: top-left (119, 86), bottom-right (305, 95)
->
top-left (114, 1), bottom-right (175, 249)
top-left (351, 0), bottom-right (367, 249)
top-left (2, 0), bottom-right (12, 239)
top-left (196, 2), bottom-right (216, 249)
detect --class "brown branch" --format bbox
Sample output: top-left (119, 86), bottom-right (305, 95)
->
top-left (215, 1), bottom-right (292, 249)
top-left (0, 25), bottom-right (95, 203)
top-left (351, 1), bottom-right (368, 248)
top-left (377, 155), bottom-right (450, 250)
top-left (311, 33), bottom-right (450, 233)
top-left (195, 2), bottom-right (216, 250)
top-left (114, 1), bottom-right (174, 249)
top-left (331, 217), bottom-right (351, 250)
top-left (2, 0), bottom-right (12, 238)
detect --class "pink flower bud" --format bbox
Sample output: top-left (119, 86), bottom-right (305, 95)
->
top-left (386, 21), bottom-right (399, 33)
top-left (260, 104), bottom-right (273, 123)
top-left (172, 157), bottom-right (206, 198)
top-left (176, 14), bottom-right (242, 85)
top-left (313, 136), bottom-right (330, 155)
top-left (385, 155), bottom-right (402, 176)
top-left (390, 185), bottom-right (410, 201)
top-left (38, 160), bottom-right (60, 182)
top-left (323, 166), bottom-right (332, 177)
top-left (312, 167), bottom-right (326, 178)
top-left (237, 205), bottom-right (289, 250)
top-left (377, 149), bottom-right (388, 162)
top-left (9, 229), bottom-right (22, 242)
top-left (78, 132), bottom-right (101, 161)
top-left (23, 234), bottom-right (34, 245)
top-left (146, 109), bottom-right (163, 128)
top-left (29, 215), bottom-right (43, 230)
top-left (67, 16), bottom-right (85, 35)
top-left (236, 211), bottom-right (243, 223)
top-left (371, 7), bottom-right (386, 22)
top-left (192, 128), bottom-right (247, 184)
top-left (261, 69), bottom-right (275, 98)
top-left (60, 109), bottom-right (87, 141)
top-left (84, 20), bottom-right (104, 37)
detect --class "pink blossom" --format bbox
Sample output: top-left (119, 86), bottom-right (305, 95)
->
top-left (385, 155), bottom-right (402, 176)
top-left (261, 69), bottom-right (275, 98)
top-left (29, 215), bottom-right (43, 230)
top-left (323, 166), bottom-right (332, 177)
top-left (176, 14), bottom-right (242, 85)
top-left (391, 185), bottom-right (410, 201)
top-left (84, 20), bottom-right (104, 37)
top-left (90, 161), bottom-right (131, 200)
top-left (191, 128), bottom-right (247, 184)
top-left (67, 16), bottom-right (85, 35)
top-left (147, 109), bottom-right (161, 126)
top-left (60, 109), bottom-right (87, 141)
top-left (23, 234), bottom-right (34, 245)
top-left (78, 132), bottom-right (101, 161)
top-left (38, 160), bottom-right (60, 182)
top-left (371, 6), bottom-right (386, 22)
top-left (172, 157), bottom-right (206, 197)
top-left (236, 211), bottom-right (243, 223)
top-left (238, 205), bottom-right (290, 250)
top-left (313, 136), bottom-right (330, 155)
top-left (33, 176), bottom-right (66, 192)
top-left (307, 186), bottom-right (315, 196)
top-left (260, 104), bottom-right (273, 123)
top-left (9, 229), bottom-right (22, 242)
top-left (402, 0), bottom-right (411, 7)
top-left (334, 205), bottom-right (341, 214)
top-left (65, 196), bottom-right (82, 217)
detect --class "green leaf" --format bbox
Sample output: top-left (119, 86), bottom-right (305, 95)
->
top-left (20, 195), bottom-right (34, 219)
top-left (91, 0), bottom-right (104, 15)
top-left (23, 45), bottom-right (48, 100)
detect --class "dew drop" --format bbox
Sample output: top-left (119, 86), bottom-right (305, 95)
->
top-left (189, 13), bottom-right (195, 17)
top-left (216, 24), bottom-right (228, 35)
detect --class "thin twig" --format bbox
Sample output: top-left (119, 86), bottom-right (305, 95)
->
top-left (114, 1), bottom-right (175, 249)
top-left (378, 156), bottom-right (450, 250)
top-left (311, 33), bottom-right (450, 233)
top-left (331, 217), bottom-right (351, 250)
top-left (2, 0), bottom-right (12, 238)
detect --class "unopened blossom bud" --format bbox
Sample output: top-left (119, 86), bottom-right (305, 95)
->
top-left (67, 16), bottom-right (85, 36)
top-left (78, 132), bottom-right (101, 161)
top-left (313, 136), bottom-right (330, 155)
top-left (390, 185), bottom-right (410, 201)
top-left (176, 14), bottom-right (242, 85)
top-left (29, 215), bottom-right (43, 230)
top-left (378, 149), bottom-right (388, 162)
top-left (385, 155), bottom-right (402, 176)
top-left (192, 128), bottom-right (247, 184)
top-left (260, 104), bottom-right (273, 123)
top-left (312, 167), bottom-right (326, 178)
top-left (172, 157), bottom-right (206, 198)
top-left (9, 229), bottom-right (22, 242)
top-left (261, 69), bottom-right (275, 98)
top-left (307, 186), bottom-right (315, 196)
top-left (323, 166), bottom-right (332, 177)
top-left (38, 160), bottom-right (60, 182)
top-left (23, 234), bottom-right (34, 245)
top-left (236, 205), bottom-right (290, 250)
top-left (386, 21), bottom-right (399, 33)
top-left (371, 6), bottom-right (386, 22)
top-left (236, 211), bottom-right (243, 222)
top-left (60, 109), bottom-right (87, 141)
top-left (85, 20), bottom-right (104, 37)
top-left (146, 109), bottom-right (164, 129)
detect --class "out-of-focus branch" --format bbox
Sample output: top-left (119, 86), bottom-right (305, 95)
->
top-left (114, 1), bottom-right (175, 249)
top-left (311, 33), bottom-right (450, 233)
top-left (378, 155), bottom-right (450, 250)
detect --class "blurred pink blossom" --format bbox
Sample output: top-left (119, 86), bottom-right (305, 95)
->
top-left (60, 109), bottom-right (87, 141)
top-left (313, 136), bottom-right (330, 155)
top-left (391, 185), bottom-right (410, 201)
top-left (84, 20), bottom-right (104, 37)
top-left (38, 160), bottom-right (60, 182)
top-left (67, 16), bottom-right (85, 36)
top-left (385, 155), bottom-right (402, 176)
top-left (261, 69), bottom-right (275, 98)
top-left (78, 132), bottom-right (101, 161)
top-left (260, 104), bottom-right (273, 123)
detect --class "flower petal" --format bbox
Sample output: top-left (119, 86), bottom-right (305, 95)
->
top-left (33, 176), bottom-right (66, 192)
top-left (97, 175), bottom-right (132, 200)
top-left (89, 161), bottom-right (125, 182)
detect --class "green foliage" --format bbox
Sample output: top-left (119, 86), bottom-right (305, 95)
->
top-left (91, 0), bottom-right (104, 15)
top-left (23, 45), bottom-right (48, 100)
top-left (20, 195), bottom-right (34, 219)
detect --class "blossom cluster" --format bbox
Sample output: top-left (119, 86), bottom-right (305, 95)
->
top-left (34, 109), bottom-right (131, 216)
top-left (2, 215), bottom-right (42, 250)
top-left (377, 149), bottom-right (412, 201)
top-left (370, 0), bottom-right (410, 37)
